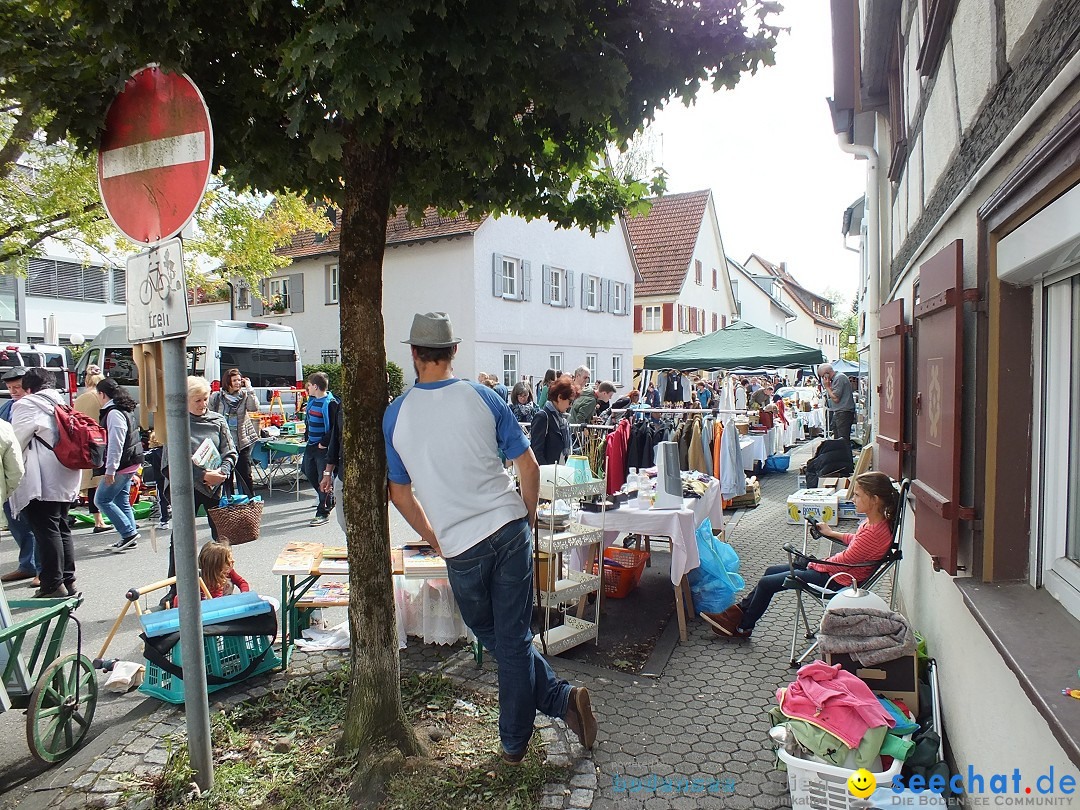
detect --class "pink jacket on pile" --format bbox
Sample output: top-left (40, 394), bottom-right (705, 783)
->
top-left (777, 661), bottom-right (895, 748)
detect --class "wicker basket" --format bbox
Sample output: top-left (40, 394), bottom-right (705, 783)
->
top-left (206, 500), bottom-right (263, 545)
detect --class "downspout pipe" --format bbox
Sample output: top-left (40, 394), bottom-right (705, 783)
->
top-left (836, 131), bottom-right (880, 445)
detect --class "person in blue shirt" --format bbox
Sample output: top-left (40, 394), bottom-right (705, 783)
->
top-left (302, 372), bottom-right (340, 527)
top-left (695, 380), bottom-right (714, 410)
top-left (385, 312), bottom-right (597, 764)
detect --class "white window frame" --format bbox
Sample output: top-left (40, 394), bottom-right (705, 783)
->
top-left (644, 305), bottom-right (661, 332)
top-left (327, 264), bottom-right (339, 304)
top-left (268, 277), bottom-right (290, 310)
top-left (1032, 266), bottom-right (1080, 619)
top-left (502, 257), bottom-right (520, 300)
top-left (549, 353), bottom-right (563, 375)
top-left (584, 275), bottom-right (599, 311)
top-left (612, 355), bottom-right (622, 385)
top-left (502, 352), bottom-right (519, 388)
top-left (613, 282), bottom-right (627, 315)
top-left (586, 354), bottom-right (597, 381)
top-left (549, 267), bottom-right (565, 306)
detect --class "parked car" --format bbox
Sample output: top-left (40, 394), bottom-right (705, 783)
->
top-left (75, 320), bottom-right (304, 421)
top-left (0, 343), bottom-right (77, 405)
top-left (775, 386), bottom-right (821, 406)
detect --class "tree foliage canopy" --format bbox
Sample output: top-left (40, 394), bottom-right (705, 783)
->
top-left (3, 0), bottom-right (781, 228)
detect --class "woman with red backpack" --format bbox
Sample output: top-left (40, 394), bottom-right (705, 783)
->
top-left (10, 368), bottom-right (82, 598)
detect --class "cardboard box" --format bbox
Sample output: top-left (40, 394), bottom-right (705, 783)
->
top-left (786, 488), bottom-right (839, 525)
top-left (825, 651), bottom-right (920, 715)
top-left (838, 500), bottom-right (865, 520)
top-left (819, 476), bottom-right (851, 493)
top-left (724, 479), bottom-right (761, 509)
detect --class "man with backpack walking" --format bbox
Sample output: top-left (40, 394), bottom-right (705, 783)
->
top-left (10, 368), bottom-right (83, 598)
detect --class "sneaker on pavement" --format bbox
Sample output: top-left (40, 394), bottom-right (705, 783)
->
top-left (111, 533), bottom-right (140, 553)
top-left (32, 586), bottom-right (67, 598)
top-left (309, 515), bottom-right (330, 527)
top-left (157, 519), bottom-right (171, 531)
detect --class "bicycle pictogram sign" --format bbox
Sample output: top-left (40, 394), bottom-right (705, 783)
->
top-left (126, 237), bottom-right (191, 343)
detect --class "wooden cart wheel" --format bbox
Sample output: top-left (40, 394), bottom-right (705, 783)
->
top-left (26, 653), bottom-right (98, 763)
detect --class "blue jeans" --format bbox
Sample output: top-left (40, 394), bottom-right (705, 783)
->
top-left (737, 563), bottom-right (833, 630)
top-left (94, 473), bottom-right (137, 539)
top-left (444, 517), bottom-right (571, 755)
top-left (301, 444), bottom-right (333, 516)
top-left (4, 501), bottom-right (38, 574)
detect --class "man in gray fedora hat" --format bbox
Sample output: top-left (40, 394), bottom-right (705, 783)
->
top-left (384, 312), bottom-right (598, 762)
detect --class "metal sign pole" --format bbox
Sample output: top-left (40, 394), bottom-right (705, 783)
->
top-left (161, 337), bottom-right (214, 789)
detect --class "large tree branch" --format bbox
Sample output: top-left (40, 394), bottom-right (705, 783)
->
top-left (0, 207), bottom-right (107, 265)
top-left (0, 102), bottom-right (41, 180)
top-left (0, 200), bottom-right (103, 243)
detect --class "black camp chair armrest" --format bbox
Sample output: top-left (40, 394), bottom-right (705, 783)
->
top-left (783, 543), bottom-right (815, 571)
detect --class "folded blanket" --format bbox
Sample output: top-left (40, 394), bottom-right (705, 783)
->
top-left (818, 606), bottom-right (916, 666)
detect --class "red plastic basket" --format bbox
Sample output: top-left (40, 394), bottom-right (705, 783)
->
top-left (596, 548), bottom-right (650, 598)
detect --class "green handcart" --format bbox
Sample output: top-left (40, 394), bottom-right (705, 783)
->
top-left (0, 589), bottom-right (97, 763)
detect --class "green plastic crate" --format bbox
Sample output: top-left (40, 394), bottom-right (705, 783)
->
top-left (140, 633), bottom-right (280, 704)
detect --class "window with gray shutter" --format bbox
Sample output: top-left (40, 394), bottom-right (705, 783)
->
top-left (542, 265), bottom-right (552, 304)
top-left (56, 260), bottom-right (82, 299)
top-left (27, 258), bottom-right (57, 297)
top-left (250, 280), bottom-right (265, 316)
top-left (113, 265), bottom-right (126, 304)
top-left (521, 261), bottom-right (531, 302)
top-left (288, 273), bottom-right (305, 312)
top-left (492, 253), bottom-right (505, 297)
top-left (84, 267), bottom-right (106, 302)
top-left (565, 270), bottom-right (574, 308)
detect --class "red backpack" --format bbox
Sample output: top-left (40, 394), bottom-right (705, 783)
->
top-left (33, 400), bottom-right (108, 470)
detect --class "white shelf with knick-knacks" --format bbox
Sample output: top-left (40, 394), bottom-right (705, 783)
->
top-left (532, 466), bottom-right (607, 655)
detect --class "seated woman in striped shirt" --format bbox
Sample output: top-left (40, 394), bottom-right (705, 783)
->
top-left (705, 471), bottom-right (899, 639)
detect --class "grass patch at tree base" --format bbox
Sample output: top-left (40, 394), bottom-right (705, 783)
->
top-left (134, 668), bottom-right (568, 810)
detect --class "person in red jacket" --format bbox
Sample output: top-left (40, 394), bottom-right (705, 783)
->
top-left (198, 540), bottom-right (250, 599)
top-left (704, 471), bottom-right (898, 638)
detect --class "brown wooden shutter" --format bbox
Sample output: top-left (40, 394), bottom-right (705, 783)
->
top-left (662, 303), bottom-right (674, 331)
top-left (689, 307), bottom-right (698, 333)
top-left (634, 304), bottom-right (643, 332)
top-left (712, 312), bottom-right (718, 332)
top-left (912, 240), bottom-right (968, 574)
top-left (876, 299), bottom-right (910, 479)
top-left (722, 314), bottom-right (727, 328)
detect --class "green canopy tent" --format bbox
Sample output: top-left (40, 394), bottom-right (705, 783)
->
top-left (642, 320), bottom-right (825, 371)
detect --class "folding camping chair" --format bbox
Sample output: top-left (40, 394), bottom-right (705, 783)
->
top-left (783, 478), bottom-right (910, 668)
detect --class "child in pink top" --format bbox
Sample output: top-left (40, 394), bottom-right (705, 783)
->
top-left (704, 471), bottom-right (899, 638)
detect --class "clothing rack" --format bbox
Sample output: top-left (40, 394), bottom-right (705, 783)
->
top-left (608, 407), bottom-right (748, 416)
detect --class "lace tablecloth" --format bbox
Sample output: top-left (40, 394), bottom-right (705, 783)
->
top-left (393, 575), bottom-right (469, 647)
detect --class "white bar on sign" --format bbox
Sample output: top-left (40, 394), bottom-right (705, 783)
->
top-left (101, 131), bottom-right (206, 179)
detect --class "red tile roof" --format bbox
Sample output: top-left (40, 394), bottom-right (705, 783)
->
top-left (275, 207), bottom-right (486, 259)
top-left (624, 190), bottom-right (711, 296)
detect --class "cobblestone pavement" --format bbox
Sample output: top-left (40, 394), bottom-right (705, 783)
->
top-left (7, 438), bottom-right (865, 810)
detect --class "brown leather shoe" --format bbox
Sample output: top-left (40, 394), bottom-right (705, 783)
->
top-left (0, 569), bottom-right (35, 583)
top-left (564, 686), bottom-right (598, 749)
top-left (701, 604), bottom-right (743, 636)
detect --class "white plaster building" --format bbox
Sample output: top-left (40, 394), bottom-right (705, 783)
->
top-left (742, 254), bottom-right (842, 361)
top-left (830, 0), bottom-right (1080, 784)
top-left (254, 209), bottom-right (639, 388)
top-left (726, 256), bottom-right (798, 337)
top-left (626, 190), bottom-right (739, 369)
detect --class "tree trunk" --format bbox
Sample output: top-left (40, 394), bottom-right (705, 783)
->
top-left (338, 125), bottom-right (423, 781)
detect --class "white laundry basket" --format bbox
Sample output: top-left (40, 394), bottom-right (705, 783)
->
top-left (776, 747), bottom-right (904, 810)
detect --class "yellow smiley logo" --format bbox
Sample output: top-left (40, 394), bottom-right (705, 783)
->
top-left (847, 768), bottom-right (877, 798)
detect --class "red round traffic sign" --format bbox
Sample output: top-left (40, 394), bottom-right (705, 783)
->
top-left (97, 66), bottom-right (214, 245)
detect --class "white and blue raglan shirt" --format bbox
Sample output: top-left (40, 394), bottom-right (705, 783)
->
top-left (383, 378), bottom-right (531, 559)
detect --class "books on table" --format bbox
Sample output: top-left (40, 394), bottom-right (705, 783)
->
top-left (321, 546), bottom-right (348, 559)
top-left (401, 544), bottom-right (447, 577)
top-left (300, 582), bottom-right (349, 604)
top-left (317, 557), bottom-right (349, 574)
top-left (273, 541), bottom-right (323, 576)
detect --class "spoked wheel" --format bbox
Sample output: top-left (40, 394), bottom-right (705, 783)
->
top-left (26, 653), bottom-right (98, 763)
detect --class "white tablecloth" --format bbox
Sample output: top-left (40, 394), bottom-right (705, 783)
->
top-left (740, 434), bottom-right (768, 470)
top-left (393, 576), bottom-right (469, 646)
top-left (798, 408), bottom-right (826, 433)
top-left (769, 426), bottom-right (785, 455)
top-left (780, 418), bottom-right (798, 448)
top-left (577, 480), bottom-right (723, 585)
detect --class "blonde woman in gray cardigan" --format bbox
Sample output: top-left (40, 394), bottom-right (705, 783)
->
top-left (208, 367), bottom-right (259, 495)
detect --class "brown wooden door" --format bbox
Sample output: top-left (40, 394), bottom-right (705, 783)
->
top-left (912, 240), bottom-right (964, 574)
top-left (876, 299), bottom-right (910, 479)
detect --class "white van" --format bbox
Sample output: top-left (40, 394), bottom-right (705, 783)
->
top-left (0, 343), bottom-right (77, 405)
top-left (75, 321), bottom-right (305, 415)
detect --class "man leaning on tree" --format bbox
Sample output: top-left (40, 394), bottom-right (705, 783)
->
top-left (384, 311), bottom-right (598, 764)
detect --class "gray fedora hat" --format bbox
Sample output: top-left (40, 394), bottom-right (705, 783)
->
top-left (402, 312), bottom-right (461, 348)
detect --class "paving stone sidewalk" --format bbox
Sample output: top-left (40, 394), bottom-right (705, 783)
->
top-left (8, 438), bottom-right (859, 810)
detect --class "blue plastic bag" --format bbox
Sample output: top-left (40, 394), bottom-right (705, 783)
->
top-left (687, 517), bottom-right (746, 614)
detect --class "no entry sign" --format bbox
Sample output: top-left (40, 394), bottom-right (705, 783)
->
top-left (97, 66), bottom-right (214, 245)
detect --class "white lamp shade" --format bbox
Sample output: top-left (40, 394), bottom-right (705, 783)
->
top-left (826, 586), bottom-right (889, 613)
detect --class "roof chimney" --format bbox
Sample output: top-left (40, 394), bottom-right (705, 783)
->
top-left (779, 261), bottom-right (788, 276)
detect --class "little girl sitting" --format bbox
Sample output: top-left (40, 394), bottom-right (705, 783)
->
top-left (199, 540), bottom-right (250, 598)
